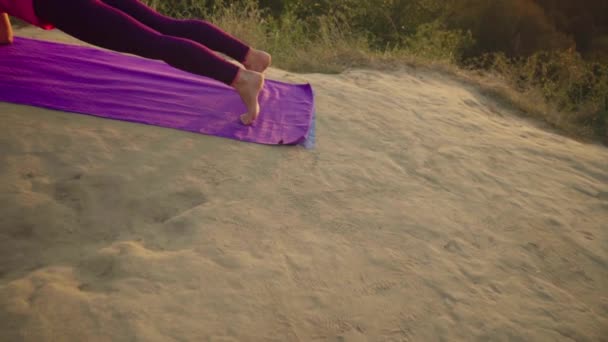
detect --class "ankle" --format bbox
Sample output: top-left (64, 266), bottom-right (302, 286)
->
top-left (242, 47), bottom-right (253, 65)
top-left (231, 67), bottom-right (245, 88)
top-left (232, 69), bottom-right (263, 90)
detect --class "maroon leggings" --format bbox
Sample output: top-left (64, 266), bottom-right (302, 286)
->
top-left (32, 0), bottom-right (250, 85)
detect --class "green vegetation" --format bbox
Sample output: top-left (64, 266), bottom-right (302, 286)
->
top-left (145, 0), bottom-right (607, 143)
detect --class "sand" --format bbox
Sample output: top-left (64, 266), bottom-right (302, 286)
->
top-left (1, 28), bottom-right (607, 342)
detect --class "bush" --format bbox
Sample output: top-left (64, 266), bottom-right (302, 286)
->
top-left (405, 21), bottom-right (474, 62)
top-left (445, 0), bottom-right (573, 58)
top-left (466, 50), bottom-right (608, 139)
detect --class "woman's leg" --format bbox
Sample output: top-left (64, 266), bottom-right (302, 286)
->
top-left (100, 0), bottom-right (246, 61)
top-left (33, 0), bottom-right (263, 124)
top-left (100, 0), bottom-right (270, 72)
top-left (34, 0), bottom-right (238, 84)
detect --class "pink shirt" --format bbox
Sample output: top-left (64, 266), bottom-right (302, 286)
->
top-left (0, 0), bottom-right (53, 29)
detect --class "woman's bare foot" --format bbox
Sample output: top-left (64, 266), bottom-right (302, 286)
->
top-left (243, 48), bottom-right (272, 73)
top-left (232, 68), bottom-right (264, 125)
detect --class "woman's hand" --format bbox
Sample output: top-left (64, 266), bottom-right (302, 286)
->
top-left (0, 13), bottom-right (14, 45)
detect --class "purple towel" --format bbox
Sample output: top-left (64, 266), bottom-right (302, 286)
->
top-left (0, 37), bottom-right (315, 147)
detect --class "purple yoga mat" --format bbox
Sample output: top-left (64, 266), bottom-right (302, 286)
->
top-left (0, 37), bottom-right (315, 147)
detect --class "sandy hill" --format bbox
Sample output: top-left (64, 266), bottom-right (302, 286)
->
top-left (1, 28), bottom-right (607, 342)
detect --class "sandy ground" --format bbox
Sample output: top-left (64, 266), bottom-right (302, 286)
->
top-left (1, 28), bottom-right (607, 342)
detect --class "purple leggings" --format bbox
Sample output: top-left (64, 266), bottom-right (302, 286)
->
top-left (32, 0), bottom-right (250, 85)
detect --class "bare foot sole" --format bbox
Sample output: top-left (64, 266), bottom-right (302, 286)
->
top-left (243, 49), bottom-right (272, 73)
top-left (232, 69), bottom-right (264, 125)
